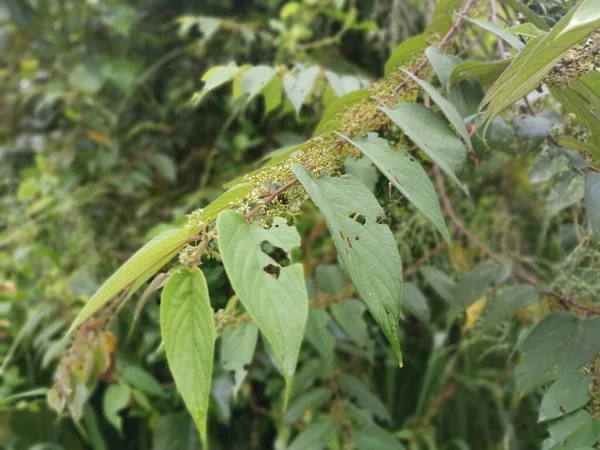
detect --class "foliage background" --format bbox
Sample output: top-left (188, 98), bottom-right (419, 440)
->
top-left (1, 0), bottom-right (598, 449)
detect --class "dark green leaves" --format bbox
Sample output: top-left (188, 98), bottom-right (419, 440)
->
top-left (380, 103), bottom-right (468, 194)
top-left (585, 172), bottom-right (600, 238)
top-left (216, 212), bottom-right (308, 399)
top-left (292, 164), bottom-right (403, 363)
top-left (340, 132), bottom-right (449, 241)
top-left (539, 371), bottom-right (592, 422)
top-left (160, 267), bottom-right (215, 445)
top-left (516, 312), bottom-right (600, 393)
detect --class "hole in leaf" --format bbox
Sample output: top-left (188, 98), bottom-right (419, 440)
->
top-left (354, 236), bottom-right (360, 241)
top-left (260, 241), bottom-right (290, 267)
top-left (348, 210), bottom-right (357, 218)
top-left (353, 214), bottom-right (366, 225)
top-left (376, 216), bottom-right (385, 224)
top-left (263, 264), bottom-right (281, 279)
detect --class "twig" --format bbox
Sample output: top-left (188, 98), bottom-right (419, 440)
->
top-left (244, 178), bottom-right (299, 221)
top-left (432, 166), bottom-right (600, 317)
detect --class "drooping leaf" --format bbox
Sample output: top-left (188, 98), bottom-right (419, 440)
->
top-left (401, 70), bottom-right (472, 150)
top-left (330, 299), bottom-right (370, 347)
top-left (121, 364), bottom-right (167, 398)
top-left (102, 383), bottom-right (131, 433)
top-left (379, 103), bottom-right (468, 194)
top-left (502, 0), bottom-right (550, 31)
top-left (539, 371), bottom-right (592, 422)
top-left (216, 212), bottom-right (308, 400)
top-left (192, 64), bottom-right (239, 106)
top-left (68, 226), bottom-right (195, 333)
top-left (426, 46), bottom-right (460, 88)
top-left (339, 374), bottom-right (391, 422)
top-left (161, 267), bottom-right (215, 445)
top-left (449, 59), bottom-right (513, 91)
top-left (262, 74), bottom-right (283, 115)
top-left (325, 71), bottom-right (366, 97)
top-left (292, 164), bottom-right (403, 363)
top-left (340, 132), bottom-right (449, 241)
top-left (403, 283), bottom-right (431, 323)
top-left (284, 388), bottom-right (333, 424)
top-left (585, 172), bottom-right (600, 239)
top-left (220, 321), bottom-right (258, 396)
top-left (516, 312), bottom-right (600, 393)
top-left (284, 66), bottom-right (320, 115)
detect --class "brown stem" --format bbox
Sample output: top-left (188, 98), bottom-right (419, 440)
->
top-left (244, 178), bottom-right (299, 221)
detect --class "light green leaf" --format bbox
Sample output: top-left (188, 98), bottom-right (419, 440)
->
top-left (284, 66), bottom-right (320, 115)
top-left (420, 267), bottom-right (456, 302)
top-left (478, 284), bottom-right (539, 329)
top-left (352, 425), bottom-right (406, 450)
top-left (402, 70), bottom-right (472, 150)
top-left (344, 156), bottom-right (379, 193)
top-left (426, 46), bottom-right (460, 88)
top-left (449, 59), bottom-right (513, 91)
top-left (506, 23), bottom-right (546, 38)
top-left (516, 312), bottom-right (600, 393)
top-left (585, 172), bottom-right (600, 239)
top-left (339, 374), bottom-right (391, 422)
top-left (462, 17), bottom-right (525, 50)
top-left (292, 164), bottom-right (403, 363)
top-left (161, 267), bottom-right (215, 445)
top-left (201, 183), bottom-right (254, 222)
top-left (330, 299), bottom-right (370, 347)
top-left (121, 364), bottom-right (167, 398)
top-left (284, 388), bottom-right (333, 424)
top-left (220, 322), bottom-right (258, 396)
top-left (543, 410), bottom-right (600, 450)
top-left (325, 71), bottom-right (365, 97)
top-left (192, 64), bottom-right (239, 106)
top-left (216, 212), bottom-right (308, 400)
top-left (482, 0), bottom-right (600, 123)
top-left (315, 263), bottom-right (347, 295)
top-left (289, 417), bottom-right (338, 450)
top-left (68, 226), bottom-right (195, 333)
top-left (340, 132), bottom-right (449, 241)
top-left (403, 283), bottom-right (430, 323)
top-left (314, 89), bottom-right (370, 136)
top-left (385, 34), bottom-right (428, 76)
top-left (305, 308), bottom-right (335, 362)
top-left (539, 371), bottom-right (592, 422)
top-left (103, 383), bottom-right (131, 433)
top-left (241, 66), bottom-right (277, 103)
top-left (263, 74), bottom-right (283, 115)
top-left (379, 103), bottom-right (469, 194)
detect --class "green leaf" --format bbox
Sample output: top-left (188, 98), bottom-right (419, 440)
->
top-left (314, 89), bottom-right (370, 136)
top-left (452, 261), bottom-right (505, 312)
top-left (462, 17), bottom-right (525, 50)
top-left (482, 0), bottom-right (600, 123)
top-left (153, 412), bottom-right (196, 450)
top-left (420, 267), bottom-right (456, 302)
top-left (385, 34), bottom-right (428, 76)
top-left (201, 183), bottom-right (254, 222)
top-left (546, 173), bottom-right (585, 217)
top-left (284, 388), bottom-right (333, 424)
top-left (192, 64), bottom-right (239, 106)
top-left (506, 23), bottom-right (546, 39)
top-left (292, 164), bottom-right (403, 363)
top-left (340, 132), bottom-right (449, 241)
top-left (220, 322), bottom-right (258, 396)
top-left (401, 70), bottom-right (472, 150)
top-left (585, 172), bottom-right (600, 239)
top-left (543, 410), bottom-right (600, 450)
top-left (344, 156), bottom-right (379, 193)
top-left (289, 417), bottom-right (338, 450)
top-left (305, 308), bottom-right (335, 362)
top-left (379, 103), bottom-right (469, 194)
top-left (502, 0), bottom-right (549, 31)
top-left (426, 46), bottom-right (459, 88)
top-left (262, 74), bottom-right (283, 115)
top-left (315, 263), bottom-right (347, 295)
top-left (352, 425), bottom-right (406, 450)
top-left (539, 371), bottom-right (592, 422)
top-left (339, 374), bottom-right (391, 422)
top-left (121, 364), bottom-right (167, 398)
top-left (240, 66), bottom-right (277, 103)
top-left (516, 312), bottom-right (600, 393)
top-left (283, 66), bottom-right (320, 115)
top-left (325, 71), bottom-right (366, 97)
top-left (216, 212), bottom-right (308, 400)
top-left (68, 226), bottom-right (195, 333)
top-left (103, 383), bottom-right (131, 433)
top-left (330, 299), bottom-right (370, 347)
top-left (478, 284), bottom-right (539, 329)
top-left (161, 267), bottom-right (215, 445)
top-left (148, 153), bottom-right (177, 183)
top-left (403, 283), bottom-right (430, 323)
top-left (449, 59), bottom-right (513, 91)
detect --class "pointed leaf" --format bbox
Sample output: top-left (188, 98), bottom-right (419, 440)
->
top-left (216, 212), bottom-right (308, 399)
top-left (380, 103), bottom-right (468, 194)
top-left (462, 17), bottom-right (525, 50)
top-left (305, 308), bottom-right (335, 362)
top-left (220, 322), bottom-right (258, 396)
top-left (539, 371), bottom-right (592, 422)
top-left (339, 374), bottom-right (391, 422)
top-left (352, 425), bottom-right (406, 450)
top-left (161, 267), bottom-right (215, 445)
top-left (284, 388), bottom-right (333, 424)
top-left (289, 418), bottom-right (338, 450)
top-left (292, 164), bottom-right (403, 363)
top-left (241, 66), bottom-right (277, 102)
top-left (340, 132), bottom-right (449, 241)
top-left (284, 66), bottom-right (320, 115)
top-left (330, 299), bottom-right (370, 347)
top-left (449, 59), bottom-right (513, 91)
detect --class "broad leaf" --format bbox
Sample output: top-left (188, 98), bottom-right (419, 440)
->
top-left (380, 103), bottom-right (468, 194)
top-left (344, 156), bottom-right (379, 193)
top-left (420, 267), bottom-right (456, 303)
top-left (292, 164), bottom-right (403, 363)
top-left (192, 64), bottom-right (239, 106)
top-left (543, 410), bottom-right (600, 450)
top-left (506, 23), bottom-right (546, 39)
top-left (284, 66), bottom-right (320, 115)
top-left (330, 299), bottom-right (370, 347)
top-left (240, 66), bottom-right (277, 103)
top-left (478, 284), bottom-right (539, 329)
top-left (516, 312), bottom-right (600, 393)
top-left (503, 0), bottom-right (549, 31)
top-left (161, 267), bottom-right (215, 445)
top-left (68, 226), bottom-right (195, 333)
top-left (216, 212), bottom-right (308, 399)
top-left (452, 261), bottom-right (506, 313)
top-left (426, 46), bottom-right (459, 88)
top-left (539, 371), bottom-right (592, 422)
top-left (585, 172), bottom-right (600, 238)
top-left (289, 417), bottom-right (338, 450)
top-left (220, 322), bottom-right (258, 396)
top-left (340, 132), bottom-right (449, 241)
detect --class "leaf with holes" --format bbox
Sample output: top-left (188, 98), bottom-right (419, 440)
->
top-left (284, 66), bottom-right (320, 115)
top-left (161, 267), bottom-right (215, 446)
top-left (217, 212), bottom-right (308, 402)
top-left (292, 164), bottom-right (403, 363)
top-left (379, 103), bottom-right (468, 194)
top-left (340, 132), bottom-right (449, 241)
